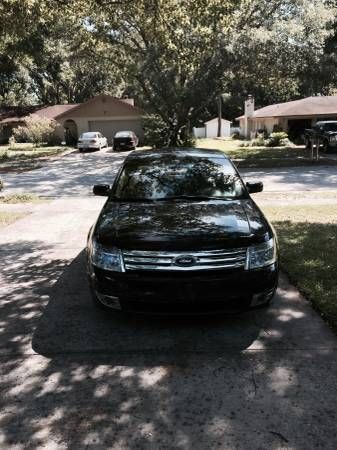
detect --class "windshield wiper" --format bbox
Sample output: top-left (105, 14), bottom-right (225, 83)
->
top-left (110, 195), bottom-right (236, 202)
top-left (154, 195), bottom-right (233, 201)
top-left (109, 196), bottom-right (156, 202)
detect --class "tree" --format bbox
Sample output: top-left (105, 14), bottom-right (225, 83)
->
top-left (224, 0), bottom-right (335, 115)
top-left (80, 0), bottom-right (238, 144)
top-left (78, 0), bottom-right (335, 141)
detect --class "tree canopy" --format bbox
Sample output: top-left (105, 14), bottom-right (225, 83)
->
top-left (0, 0), bottom-right (336, 141)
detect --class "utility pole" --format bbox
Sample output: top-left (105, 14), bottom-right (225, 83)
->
top-left (217, 94), bottom-right (222, 137)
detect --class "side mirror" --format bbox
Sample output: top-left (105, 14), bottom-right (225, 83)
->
top-left (246, 181), bottom-right (263, 194)
top-left (93, 184), bottom-right (110, 196)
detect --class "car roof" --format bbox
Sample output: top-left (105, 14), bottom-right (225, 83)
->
top-left (127, 147), bottom-right (229, 160)
top-left (115, 130), bottom-right (133, 136)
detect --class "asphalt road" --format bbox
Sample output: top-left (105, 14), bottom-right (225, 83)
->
top-left (1, 196), bottom-right (337, 448)
top-left (2, 147), bottom-right (337, 196)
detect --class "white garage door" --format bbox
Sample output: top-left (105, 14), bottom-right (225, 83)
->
top-left (88, 120), bottom-right (143, 142)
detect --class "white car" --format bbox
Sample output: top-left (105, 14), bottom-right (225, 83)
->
top-left (77, 132), bottom-right (108, 151)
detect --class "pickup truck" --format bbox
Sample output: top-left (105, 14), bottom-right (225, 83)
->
top-left (304, 121), bottom-right (337, 152)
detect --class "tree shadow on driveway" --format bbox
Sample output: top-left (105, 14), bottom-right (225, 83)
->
top-left (32, 250), bottom-right (262, 360)
top-left (1, 245), bottom-right (337, 448)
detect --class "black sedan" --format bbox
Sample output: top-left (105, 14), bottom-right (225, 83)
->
top-left (87, 148), bottom-right (278, 314)
top-left (112, 131), bottom-right (138, 151)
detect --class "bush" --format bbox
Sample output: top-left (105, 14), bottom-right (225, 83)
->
top-left (13, 116), bottom-right (58, 146)
top-left (251, 136), bottom-right (267, 147)
top-left (268, 131), bottom-right (289, 147)
top-left (178, 125), bottom-right (196, 147)
top-left (0, 150), bottom-right (9, 161)
top-left (143, 114), bottom-right (170, 148)
top-left (142, 114), bottom-right (195, 148)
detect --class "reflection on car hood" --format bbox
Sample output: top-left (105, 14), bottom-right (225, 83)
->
top-left (94, 199), bottom-right (271, 251)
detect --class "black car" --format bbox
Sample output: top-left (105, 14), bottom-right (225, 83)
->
top-left (304, 121), bottom-right (337, 152)
top-left (87, 148), bottom-right (278, 314)
top-left (112, 131), bottom-right (139, 151)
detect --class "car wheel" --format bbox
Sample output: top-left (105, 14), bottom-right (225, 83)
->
top-left (79, 149), bottom-right (82, 153)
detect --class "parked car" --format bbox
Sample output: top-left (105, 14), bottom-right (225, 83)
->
top-left (87, 148), bottom-right (278, 314)
top-left (304, 121), bottom-right (337, 152)
top-left (77, 132), bottom-right (108, 151)
top-left (112, 131), bottom-right (138, 151)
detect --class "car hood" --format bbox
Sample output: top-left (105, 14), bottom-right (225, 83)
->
top-left (94, 199), bottom-right (271, 251)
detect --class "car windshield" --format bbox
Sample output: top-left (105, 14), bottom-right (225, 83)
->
top-left (114, 154), bottom-right (246, 200)
top-left (115, 131), bottom-right (132, 138)
top-left (81, 132), bottom-right (97, 138)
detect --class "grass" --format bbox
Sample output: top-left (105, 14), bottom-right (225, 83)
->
top-left (0, 211), bottom-right (27, 228)
top-left (0, 193), bottom-right (42, 204)
top-left (262, 204), bottom-right (337, 331)
top-left (195, 138), bottom-right (328, 168)
top-left (0, 144), bottom-right (72, 163)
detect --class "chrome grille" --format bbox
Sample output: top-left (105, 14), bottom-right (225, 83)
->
top-left (122, 248), bottom-right (247, 271)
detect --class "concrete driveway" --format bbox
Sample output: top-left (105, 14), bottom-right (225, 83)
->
top-left (2, 148), bottom-right (337, 196)
top-left (1, 194), bottom-right (337, 448)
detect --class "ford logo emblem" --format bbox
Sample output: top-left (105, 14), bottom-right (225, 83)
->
top-left (173, 255), bottom-right (198, 267)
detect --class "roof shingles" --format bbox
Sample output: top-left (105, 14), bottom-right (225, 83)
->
top-left (237, 96), bottom-right (337, 120)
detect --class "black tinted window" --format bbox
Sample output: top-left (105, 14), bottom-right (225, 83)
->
top-left (323, 123), bottom-right (337, 132)
top-left (114, 155), bottom-right (245, 200)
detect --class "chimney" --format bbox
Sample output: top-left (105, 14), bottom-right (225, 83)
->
top-left (244, 94), bottom-right (254, 117)
top-left (120, 97), bottom-right (135, 106)
top-left (243, 95), bottom-right (254, 138)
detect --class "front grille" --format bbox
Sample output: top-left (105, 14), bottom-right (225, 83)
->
top-left (122, 248), bottom-right (247, 271)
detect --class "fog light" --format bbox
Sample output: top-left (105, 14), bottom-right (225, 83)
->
top-left (251, 289), bottom-right (274, 307)
top-left (97, 293), bottom-right (121, 310)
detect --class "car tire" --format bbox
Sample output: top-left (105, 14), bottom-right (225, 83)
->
top-left (79, 149), bottom-right (82, 153)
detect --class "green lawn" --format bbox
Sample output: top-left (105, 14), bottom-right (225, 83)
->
top-left (261, 204), bottom-right (337, 331)
top-left (0, 211), bottom-right (27, 228)
top-left (195, 138), bottom-right (322, 168)
top-left (0, 144), bottom-right (72, 163)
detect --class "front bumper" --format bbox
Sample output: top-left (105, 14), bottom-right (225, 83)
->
top-left (88, 263), bottom-right (278, 314)
top-left (78, 143), bottom-right (100, 149)
top-left (113, 142), bottom-right (134, 150)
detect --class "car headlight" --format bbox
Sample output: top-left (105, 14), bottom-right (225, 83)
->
top-left (90, 241), bottom-right (124, 272)
top-left (245, 238), bottom-right (276, 270)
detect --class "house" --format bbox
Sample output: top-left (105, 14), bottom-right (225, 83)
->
top-left (0, 95), bottom-right (144, 144)
top-left (236, 95), bottom-right (337, 140)
top-left (193, 117), bottom-right (231, 139)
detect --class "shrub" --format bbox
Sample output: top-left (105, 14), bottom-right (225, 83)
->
top-left (251, 136), bottom-right (267, 147)
top-left (142, 114), bottom-right (195, 148)
top-left (0, 150), bottom-right (9, 161)
top-left (177, 125), bottom-right (196, 147)
top-left (143, 114), bottom-right (170, 148)
top-left (13, 116), bottom-right (58, 146)
top-left (268, 132), bottom-right (289, 147)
